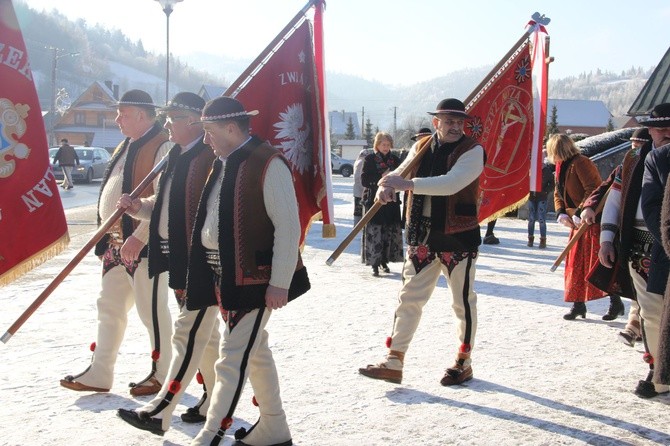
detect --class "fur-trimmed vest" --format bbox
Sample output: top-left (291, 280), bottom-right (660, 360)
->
top-left (405, 135), bottom-right (482, 251)
top-left (186, 136), bottom-right (310, 311)
top-left (656, 171), bottom-right (670, 385)
top-left (616, 143), bottom-right (652, 261)
top-left (147, 137), bottom-right (215, 287)
top-left (94, 122), bottom-right (168, 256)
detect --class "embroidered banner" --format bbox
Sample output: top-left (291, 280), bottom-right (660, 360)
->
top-left (228, 3), bottom-right (333, 245)
top-left (0, 0), bottom-right (68, 285)
top-left (464, 43), bottom-right (534, 221)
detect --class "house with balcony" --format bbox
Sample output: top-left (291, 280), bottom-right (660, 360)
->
top-left (52, 81), bottom-right (122, 150)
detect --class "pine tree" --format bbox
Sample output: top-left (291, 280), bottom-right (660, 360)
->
top-left (364, 118), bottom-right (374, 146)
top-left (546, 105), bottom-right (560, 138)
top-left (605, 118), bottom-right (614, 132)
top-left (345, 117), bottom-right (356, 139)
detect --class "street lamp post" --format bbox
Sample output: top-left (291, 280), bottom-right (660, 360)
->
top-left (155, 0), bottom-right (183, 105)
top-left (49, 48), bottom-right (79, 146)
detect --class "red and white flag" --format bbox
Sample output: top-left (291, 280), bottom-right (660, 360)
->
top-left (464, 43), bottom-right (535, 221)
top-left (226, 0), bottom-right (334, 245)
top-left (0, 0), bottom-right (68, 286)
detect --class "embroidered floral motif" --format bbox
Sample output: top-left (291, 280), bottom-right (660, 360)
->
top-left (214, 285), bottom-right (251, 331)
top-left (174, 289), bottom-right (187, 308)
top-left (102, 246), bottom-right (139, 277)
top-left (407, 244), bottom-right (436, 274)
top-left (439, 251), bottom-right (477, 275)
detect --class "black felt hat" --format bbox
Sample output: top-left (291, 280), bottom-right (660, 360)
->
top-left (427, 98), bottom-right (472, 119)
top-left (642, 103), bottom-right (670, 128)
top-left (629, 127), bottom-right (651, 142)
top-left (116, 89), bottom-right (158, 109)
top-left (411, 127), bottom-right (433, 141)
top-left (158, 92), bottom-right (205, 114)
top-left (196, 96), bottom-right (259, 123)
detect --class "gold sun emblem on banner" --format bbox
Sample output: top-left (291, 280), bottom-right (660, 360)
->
top-left (0, 98), bottom-right (31, 178)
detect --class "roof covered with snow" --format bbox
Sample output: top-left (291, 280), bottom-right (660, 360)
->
top-left (548, 99), bottom-right (612, 127)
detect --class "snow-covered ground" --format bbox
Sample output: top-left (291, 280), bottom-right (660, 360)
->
top-left (1, 176), bottom-right (669, 446)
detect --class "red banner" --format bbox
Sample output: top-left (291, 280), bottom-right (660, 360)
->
top-left (0, 0), bottom-right (68, 285)
top-left (230, 14), bottom-right (333, 245)
top-left (464, 44), bottom-right (534, 221)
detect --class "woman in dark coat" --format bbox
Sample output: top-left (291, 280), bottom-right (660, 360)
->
top-left (361, 132), bottom-right (404, 276)
top-left (546, 134), bottom-right (608, 319)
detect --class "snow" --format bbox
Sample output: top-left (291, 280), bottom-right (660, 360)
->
top-left (1, 176), bottom-right (669, 446)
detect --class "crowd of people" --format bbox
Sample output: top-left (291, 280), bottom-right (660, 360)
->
top-left (56, 89), bottom-right (670, 445)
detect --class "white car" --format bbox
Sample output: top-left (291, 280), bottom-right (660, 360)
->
top-left (331, 153), bottom-right (353, 177)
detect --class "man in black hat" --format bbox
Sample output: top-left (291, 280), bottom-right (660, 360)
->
top-left (185, 96), bottom-right (309, 445)
top-left (60, 89), bottom-right (174, 397)
top-left (116, 92), bottom-right (219, 435)
top-left (638, 102), bottom-right (670, 398)
top-left (359, 98), bottom-right (484, 386)
top-left (52, 137), bottom-right (79, 189)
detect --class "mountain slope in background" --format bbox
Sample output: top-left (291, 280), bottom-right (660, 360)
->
top-left (16, 2), bottom-right (654, 132)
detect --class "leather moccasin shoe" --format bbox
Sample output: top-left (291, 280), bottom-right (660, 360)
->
top-left (117, 408), bottom-right (165, 436)
top-left (60, 376), bottom-right (109, 392)
top-left (440, 364), bottom-right (473, 386)
top-left (358, 364), bottom-right (402, 384)
top-left (129, 377), bottom-right (162, 397)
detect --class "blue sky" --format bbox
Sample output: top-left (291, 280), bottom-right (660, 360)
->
top-left (17, 0), bottom-right (670, 85)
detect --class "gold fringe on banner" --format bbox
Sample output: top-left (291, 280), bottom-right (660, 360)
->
top-left (0, 233), bottom-right (70, 287)
top-left (480, 194), bottom-right (530, 223)
top-left (322, 223), bottom-right (336, 238)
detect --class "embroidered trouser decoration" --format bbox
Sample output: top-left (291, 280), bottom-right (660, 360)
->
top-left (390, 246), bottom-right (478, 354)
top-left (102, 245), bottom-right (139, 277)
top-left (130, 274), bottom-right (163, 389)
top-left (191, 308), bottom-right (267, 446)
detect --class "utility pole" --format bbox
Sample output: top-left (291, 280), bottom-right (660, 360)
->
top-left (393, 106), bottom-right (398, 140)
top-left (361, 107), bottom-right (365, 139)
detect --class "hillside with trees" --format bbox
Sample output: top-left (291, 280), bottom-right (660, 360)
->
top-left (15, 2), bottom-right (655, 140)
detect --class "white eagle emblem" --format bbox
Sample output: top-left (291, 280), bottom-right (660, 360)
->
top-left (0, 98), bottom-right (31, 178)
top-left (273, 103), bottom-right (311, 174)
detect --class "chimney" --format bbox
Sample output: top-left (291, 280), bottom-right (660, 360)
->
top-left (104, 80), bottom-right (113, 91)
top-left (113, 85), bottom-right (119, 100)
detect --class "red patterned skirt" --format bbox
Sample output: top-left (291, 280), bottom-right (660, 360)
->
top-left (564, 223), bottom-right (608, 303)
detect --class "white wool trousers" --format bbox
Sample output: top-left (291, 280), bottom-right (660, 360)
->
top-left (141, 304), bottom-right (221, 431)
top-left (192, 308), bottom-right (289, 446)
top-left (630, 265), bottom-right (669, 393)
top-left (73, 260), bottom-right (172, 390)
top-left (390, 251), bottom-right (478, 365)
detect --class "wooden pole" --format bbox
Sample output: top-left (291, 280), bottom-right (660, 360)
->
top-left (1, 156), bottom-right (168, 344)
top-left (225, 0), bottom-right (316, 96)
top-left (325, 139), bottom-right (432, 266)
top-left (550, 188), bottom-right (610, 272)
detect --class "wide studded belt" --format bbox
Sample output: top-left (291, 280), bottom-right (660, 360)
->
top-left (206, 250), bottom-right (221, 276)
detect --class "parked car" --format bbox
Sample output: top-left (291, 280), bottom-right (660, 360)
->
top-left (331, 153), bottom-right (354, 177)
top-left (49, 146), bottom-right (111, 183)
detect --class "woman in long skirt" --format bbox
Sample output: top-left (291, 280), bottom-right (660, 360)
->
top-left (546, 134), bottom-right (610, 319)
top-left (361, 132), bottom-right (404, 276)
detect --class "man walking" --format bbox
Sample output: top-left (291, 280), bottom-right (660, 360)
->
top-left (186, 96), bottom-right (310, 446)
top-left (359, 98), bottom-right (484, 386)
top-left (60, 89), bottom-right (173, 396)
top-left (53, 138), bottom-right (79, 189)
top-left (116, 92), bottom-right (220, 434)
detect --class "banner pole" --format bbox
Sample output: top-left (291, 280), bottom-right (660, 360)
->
top-left (1, 156), bottom-right (168, 344)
